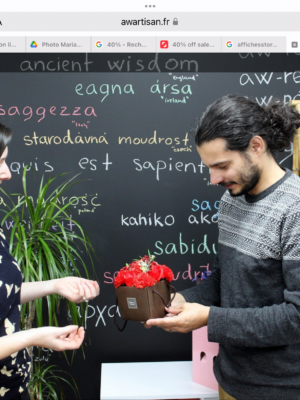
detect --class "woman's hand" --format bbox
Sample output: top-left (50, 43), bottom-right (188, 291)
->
top-left (21, 277), bottom-right (100, 304)
top-left (32, 325), bottom-right (85, 351)
top-left (53, 277), bottom-right (99, 303)
top-left (0, 325), bottom-right (85, 360)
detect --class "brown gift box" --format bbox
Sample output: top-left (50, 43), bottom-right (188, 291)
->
top-left (115, 279), bottom-right (172, 322)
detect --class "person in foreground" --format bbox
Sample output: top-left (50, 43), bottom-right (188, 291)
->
top-left (145, 95), bottom-right (300, 400)
top-left (0, 124), bottom-right (99, 400)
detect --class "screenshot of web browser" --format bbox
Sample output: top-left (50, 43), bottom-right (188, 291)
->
top-left (1, 2), bottom-right (300, 400)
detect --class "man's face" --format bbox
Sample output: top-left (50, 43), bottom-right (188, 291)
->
top-left (197, 138), bottom-right (261, 197)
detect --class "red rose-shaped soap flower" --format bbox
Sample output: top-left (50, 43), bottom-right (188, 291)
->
top-left (130, 261), bottom-right (141, 271)
top-left (135, 273), bottom-right (156, 289)
top-left (114, 254), bottom-right (173, 289)
top-left (162, 265), bottom-right (174, 282)
top-left (122, 271), bottom-right (135, 287)
top-left (148, 264), bottom-right (164, 282)
top-left (114, 273), bottom-right (124, 288)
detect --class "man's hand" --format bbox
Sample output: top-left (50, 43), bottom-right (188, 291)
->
top-left (144, 303), bottom-right (210, 333)
top-left (53, 277), bottom-right (99, 303)
top-left (170, 293), bottom-right (186, 307)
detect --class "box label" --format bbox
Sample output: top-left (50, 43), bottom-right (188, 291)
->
top-left (127, 297), bottom-right (138, 309)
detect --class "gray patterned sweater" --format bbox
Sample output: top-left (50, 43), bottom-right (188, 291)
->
top-left (181, 169), bottom-right (300, 400)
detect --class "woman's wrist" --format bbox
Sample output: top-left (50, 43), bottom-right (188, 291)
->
top-left (10, 329), bottom-right (36, 349)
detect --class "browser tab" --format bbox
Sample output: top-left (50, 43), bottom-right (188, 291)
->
top-left (91, 36), bottom-right (156, 52)
top-left (0, 36), bottom-right (25, 52)
top-left (26, 36), bottom-right (91, 52)
top-left (222, 36), bottom-right (286, 52)
top-left (156, 37), bottom-right (221, 52)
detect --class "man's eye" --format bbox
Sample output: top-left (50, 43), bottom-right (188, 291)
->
top-left (219, 165), bottom-right (227, 170)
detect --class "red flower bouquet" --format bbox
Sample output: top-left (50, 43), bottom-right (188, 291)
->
top-left (114, 255), bottom-right (174, 289)
top-left (114, 254), bottom-right (175, 329)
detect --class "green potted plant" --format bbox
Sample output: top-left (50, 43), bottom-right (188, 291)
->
top-left (0, 169), bottom-right (96, 399)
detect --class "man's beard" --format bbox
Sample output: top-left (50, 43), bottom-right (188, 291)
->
top-left (220, 163), bottom-right (261, 197)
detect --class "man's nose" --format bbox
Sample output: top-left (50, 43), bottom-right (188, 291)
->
top-left (210, 169), bottom-right (223, 185)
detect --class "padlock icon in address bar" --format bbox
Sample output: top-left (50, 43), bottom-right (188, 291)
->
top-left (173, 18), bottom-right (178, 25)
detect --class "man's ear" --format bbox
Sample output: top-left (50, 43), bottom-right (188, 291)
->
top-left (249, 135), bottom-right (265, 155)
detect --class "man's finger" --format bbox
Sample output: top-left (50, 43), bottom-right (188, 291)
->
top-left (145, 318), bottom-right (171, 328)
top-left (166, 305), bottom-right (184, 314)
top-left (165, 312), bottom-right (178, 317)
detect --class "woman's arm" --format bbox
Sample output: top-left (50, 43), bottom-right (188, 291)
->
top-left (20, 277), bottom-right (99, 304)
top-left (0, 325), bottom-right (85, 360)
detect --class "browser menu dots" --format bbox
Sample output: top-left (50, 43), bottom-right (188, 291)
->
top-left (26, 37), bottom-right (90, 52)
top-left (156, 37), bottom-right (221, 52)
top-left (91, 37), bottom-right (156, 52)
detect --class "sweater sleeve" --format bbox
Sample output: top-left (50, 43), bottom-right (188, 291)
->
top-left (179, 255), bottom-right (221, 307)
top-left (208, 202), bottom-right (300, 348)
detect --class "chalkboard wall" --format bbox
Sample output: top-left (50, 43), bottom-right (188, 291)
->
top-left (0, 53), bottom-right (297, 399)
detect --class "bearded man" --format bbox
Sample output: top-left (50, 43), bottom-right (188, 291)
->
top-left (145, 94), bottom-right (300, 400)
